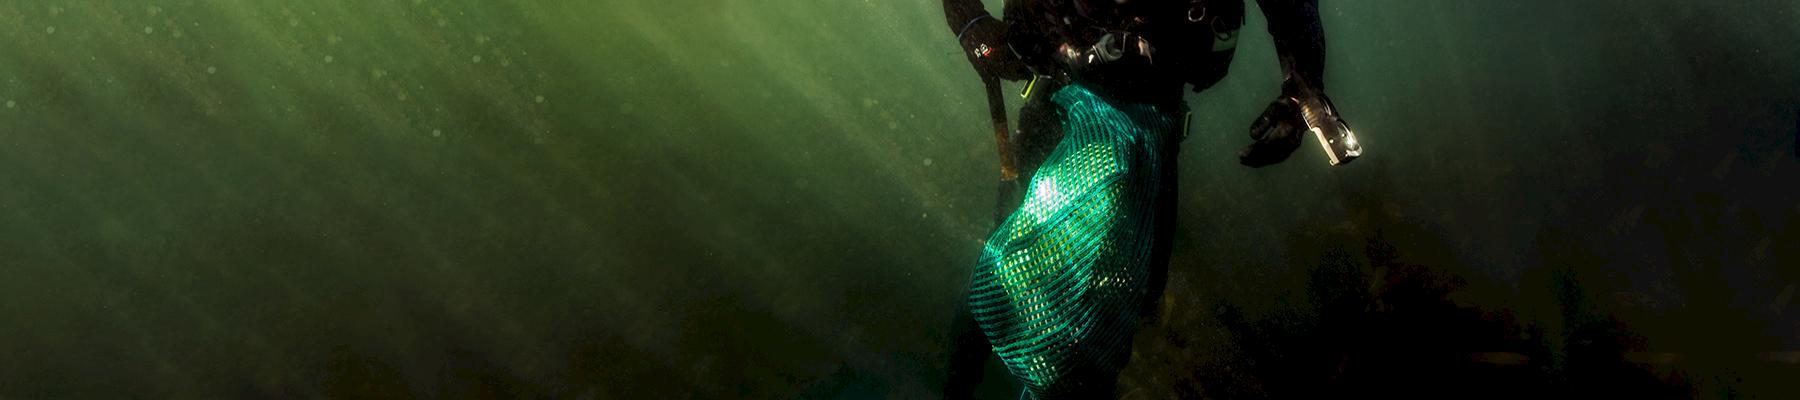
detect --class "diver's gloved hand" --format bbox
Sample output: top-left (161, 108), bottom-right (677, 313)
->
top-left (955, 16), bottom-right (1030, 82)
top-left (1239, 82), bottom-right (1356, 167)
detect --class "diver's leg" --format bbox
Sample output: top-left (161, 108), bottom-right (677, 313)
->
top-left (1140, 156), bottom-right (1178, 323)
top-left (943, 292), bottom-right (992, 399)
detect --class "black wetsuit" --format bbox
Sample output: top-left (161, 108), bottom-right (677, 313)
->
top-left (941, 0), bottom-right (1331, 398)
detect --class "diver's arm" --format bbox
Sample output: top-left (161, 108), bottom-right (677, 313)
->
top-left (943, 0), bottom-right (991, 35)
top-left (1240, 0), bottom-right (1361, 167)
top-left (943, 0), bottom-right (1029, 81)
top-left (1254, 0), bottom-right (1326, 91)
top-left (945, 0), bottom-right (1026, 180)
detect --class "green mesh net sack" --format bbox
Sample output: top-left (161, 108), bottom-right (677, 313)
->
top-left (968, 83), bottom-right (1184, 399)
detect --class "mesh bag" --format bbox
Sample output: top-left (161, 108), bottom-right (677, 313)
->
top-left (968, 83), bottom-right (1183, 398)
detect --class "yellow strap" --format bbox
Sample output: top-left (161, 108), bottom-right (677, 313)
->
top-left (1182, 111), bottom-right (1193, 141)
top-left (1019, 75), bottom-right (1039, 99)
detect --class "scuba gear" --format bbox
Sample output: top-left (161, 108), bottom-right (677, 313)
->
top-left (994, 0), bottom-right (1360, 168)
top-left (1003, 0), bottom-right (1357, 168)
top-left (1173, 0), bottom-right (1245, 92)
top-left (1239, 81), bottom-right (1361, 167)
top-left (1302, 94), bottom-right (1361, 166)
top-left (1003, 0), bottom-right (1245, 96)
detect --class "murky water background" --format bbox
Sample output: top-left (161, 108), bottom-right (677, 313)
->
top-left (0, 1), bottom-right (1796, 398)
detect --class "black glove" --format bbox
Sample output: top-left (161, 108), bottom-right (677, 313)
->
top-left (955, 16), bottom-right (1030, 82)
top-left (1239, 82), bottom-right (1354, 167)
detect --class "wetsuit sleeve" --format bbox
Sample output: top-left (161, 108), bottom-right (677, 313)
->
top-left (1255, 0), bottom-right (1327, 91)
top-left (943, 0), bottom-right (994, 34)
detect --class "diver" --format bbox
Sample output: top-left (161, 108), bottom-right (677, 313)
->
top-left (938, 0), bottom-right (1361, 398)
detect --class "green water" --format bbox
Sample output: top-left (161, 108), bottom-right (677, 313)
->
top-left (1, 1), bottom-right (1796, 398)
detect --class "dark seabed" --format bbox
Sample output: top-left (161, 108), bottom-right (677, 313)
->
top-left (0, 0), bottom-right (1796, 398)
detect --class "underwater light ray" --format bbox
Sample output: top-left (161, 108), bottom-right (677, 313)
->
top-left (718, 2), bottom-right (992, 245)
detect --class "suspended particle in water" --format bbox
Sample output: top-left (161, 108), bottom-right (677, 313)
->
top-left (207, 66), bottom-right (217, 74)
top-left (172, 29), bottom-right (183, 38)
top-left (472, 55), bottom-right (482, 63)
top-left (289, 18), bottom-right (300, 27)
top-left (432, 129), bottom-right (442, 137)
top-left (5, 100), bottom-right (14, 109)
top-left (535, 95), bottom-right (545, 103)
top-left (45, 26), bottom-right (55, 34)
top-left (923, 158), bottom-right (934, 166)
top-left (144, 26), bottom-right (155, 34)
top-left (324, 55), bottom-right (335, 63)
top-left (437, 18), bottom-right (448, 27)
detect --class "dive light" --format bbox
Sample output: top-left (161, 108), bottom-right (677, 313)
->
top-left (1296, 95), bottom-right (1362, 166)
